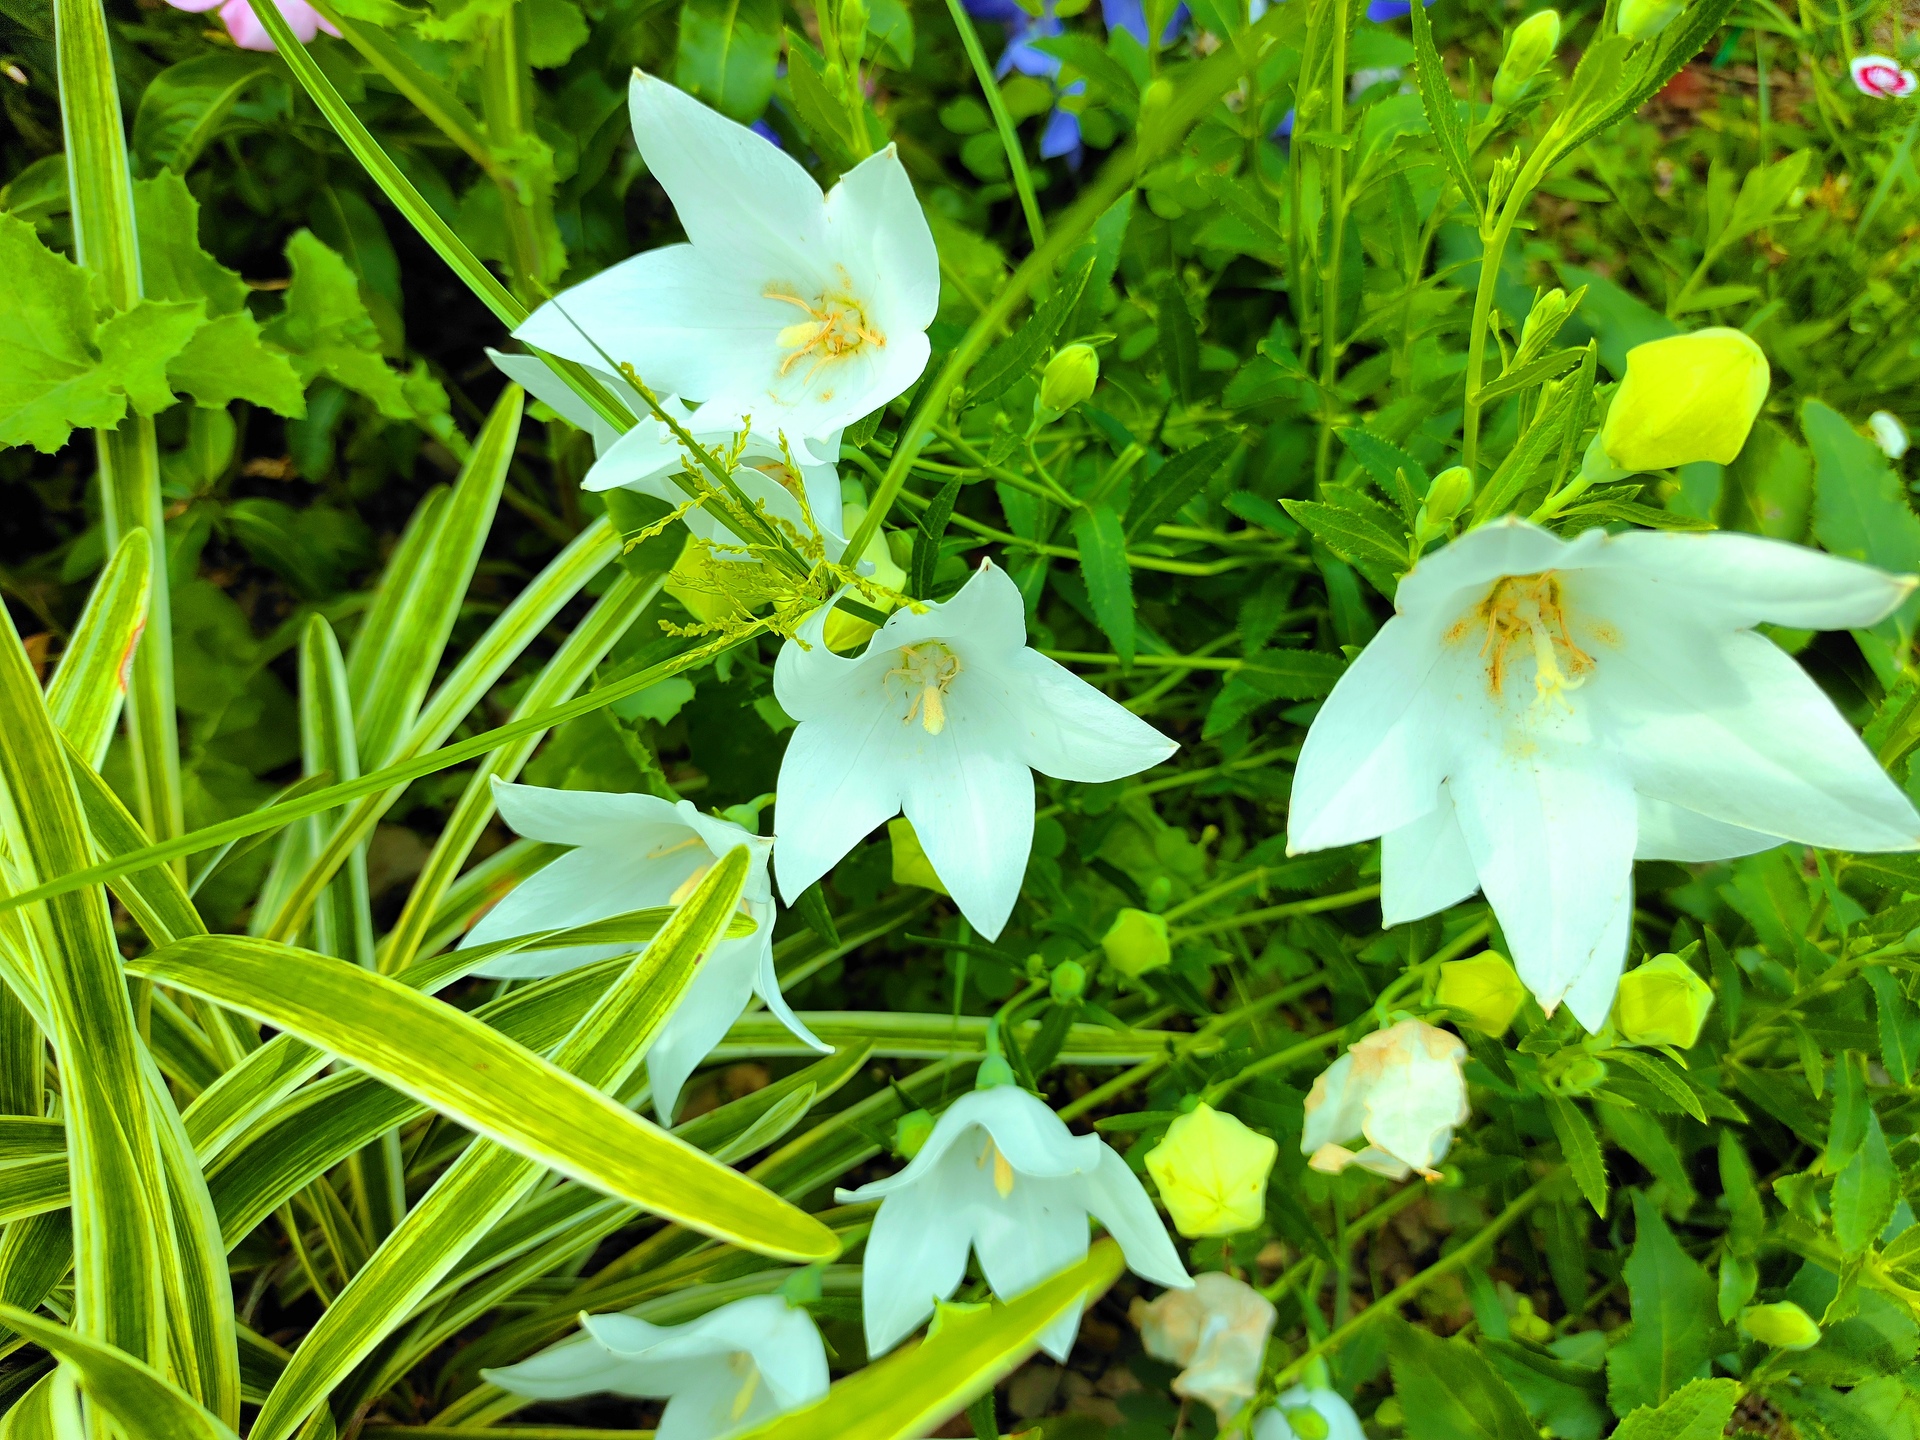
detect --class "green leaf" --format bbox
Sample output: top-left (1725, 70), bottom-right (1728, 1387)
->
top-left (1202, 648), bottom-right (1346, 739)
top-left (1384, 1319), bottom-right (1538, 1440)
top-left (1834, 1110), bottom-right (1898, 1258)
top-left (166, 312), bottom-right (307, 415)
top-left (44, 529), bottom-right (150, 768)
top-left (1283, 491), bottom-right (1408, 598)
top-left (124, 932), bottom-right (837, 1260)
top-left (966, 258), bottom-right (1095, 409)
top-left (784, 32), bottom-right (859, 166)
top-left (910, 474), bottom-right (964, 601)
top-left (731, 1240), bottom-right (1127, 1439)
top-left (525, 0), bottom-right (589, 66)
top-left (0, 1304), bottom-right (239, 1440)
top-left (1807, 398), bottom-right (1920, 644)
top-left (1407, 0), bottom-right (1477, 217)
top-left (676, 0), bottom-right (781, 122)
top-left (263, 230), bottom-right (414, 420)
top-left (1125, 434), bottom-right (1238, 541)
top-left (1545, 1095), bottom-right (1608, 1217)
top-left (1155, 274), bottom-right (1200, 403)
top-left (1607, 1193), bottom-right (1726, 1415)
top-left (1337, 426), bottom-right (1431, 508)
top-left (96, 299), bottom-right (205, 414)
top-left (1611, 1378), bottom-right (1742, 1440)
top-left (1071, 503), bottom-right (1135, 665)
top-left (1030, 34), bottom-right (1141, 117)
top-left (130, 53), bottom-right (277, 175)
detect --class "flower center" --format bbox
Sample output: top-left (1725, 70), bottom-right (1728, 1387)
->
top-left (889, 642), bottom-right (962, 735)
top-left (1457, 572), bottom-right (1595, 708)
top-left (978, 1137), bottom-right (1017, 1197)
top-left (766, 283), bottom-right (886, 389)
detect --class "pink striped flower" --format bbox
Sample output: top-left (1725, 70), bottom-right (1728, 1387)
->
top-left (168, 0), bottom-right (339, 51)
top-left (1851, 53), bottom-right (1918, 99)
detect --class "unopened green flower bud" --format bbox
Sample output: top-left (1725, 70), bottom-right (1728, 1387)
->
top-left (1437, 951), bottom-right (1527, 1035)
top-left (1281, 1406), bottom-right (1331, 1440)
top-left (1040, 343), bottom-right (1100, 413)
top-left (1616, 953), bottom-right (1714, 1049)
top-left (1102, 907), bottom-right (1171, 978)
top-left (1557, 1054), bottom-right (1608, 1094)
top-left (838, 0), bottom-right (868, 62)
top-left (893, 1107), bottom-right (935, 1159)
top-left (1618, 0), bottom-right (1685, 41)
top-left (1051, 959), bottom-right (1087, 1004)
top-left (1140, 78), bottom-right (1175, 125)
top-left (1415, 465), bottom-right (1474, 545)
top-left (1144, 1102), bottom-right (1277, 1237)
top-left (1742, 1301), bottom-right (1822, 1350)
top-left (1492, 10), bottom-right (1561, 108)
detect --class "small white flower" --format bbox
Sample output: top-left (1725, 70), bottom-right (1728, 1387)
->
top-left (1253, 1386), bottom-right (1367, 1440)
top-left (516, 72), bottom-right (940, 446)
top-left (1301, 1019), bottom-right (1468, 1182)
top-left (462, 781), bottom-right (828, 1123)
top-left (1287, 520), bottom-right (1920, 1028)
top-left (835, 1084), bottom-right (1191, 1360)
top-left (1135, 1271), bottom-right (1276, 1422)
top-left (582, 395), bottom-right (847, 561)
top-left (1870, 410), bottom-right (1911, 461)
top-left (772, 560), bottom-right (1177, 938)
top-left (1851, 53), bottom-right (1918, 99)
top-left (483, 1294), bottom-right (828, 1440)
top-left (486, 347), bottom-right (644, 458)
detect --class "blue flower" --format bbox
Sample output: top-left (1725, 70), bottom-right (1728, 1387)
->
top-left (1102, 0), bottom-right (1189, 45)
top-left (1365, 0), bottom-right (1435, 20)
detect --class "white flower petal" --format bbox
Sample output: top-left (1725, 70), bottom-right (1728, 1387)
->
top-left (1287, 608), bottom-right (1478, 853)
top-left (1353, 1022), bottom-right (1467, 1177)
top-left (644, 939), bottom-right (759, 1124)
top-left (482, 1332), bottom-right (659, 1399)
top-left (994, 647), bottom-right (1178, 783)
top-left (1393, 518), bottom-right (1606, 615)
top-left (1450, 748), bottom-right (1637, 1028)
top-left (655, 1359), bottom-right (752, 1440)
top-left (490, 779), bottom-right (688, 847)
top-left (745, 1303), bottom-right (830, 1409)
top-left (1299, 1052), bottom-right (1365, 1155)
top-left (627, 71), bottom-right (830, 277)
top-left (1599, 622), bottom-right (1920, 851)
top-left (968, 1087), bottom-right (1105, 1178)
top-left (463, 846), bottom-right (681, 977)
top-left (754, 935), bottom-right (830, 1055)
top-left (771, 692), bottom-right (906, 904)
top-left (1634, 796), bottom-right (1780, 863)
top-left (900, 730), bottom-right (1034, 939)
top-left (972, 1173), bottom-right (1092, 1311)
top-left (1379, 790), bottom-right (1481, 925)
top-left (578, 399), bottom-right (706, 494)
top-left (1596, 530), bottom-right (1915, 631)
top-left (1078, 1145), bottom-right (1191, 1289)
top-left (855, 1147), bottom-right (976, 1357)
top-left (826, 145), bottom-right (940, 333)
top-left (486, 349), bottom-right (626, 455)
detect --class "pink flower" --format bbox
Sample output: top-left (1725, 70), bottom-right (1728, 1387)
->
top-left (1851, 53), bottom-right (1918, 99)
top-left (168, 0), bottom-right (339, 51)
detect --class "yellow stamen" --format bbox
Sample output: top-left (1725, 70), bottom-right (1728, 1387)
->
top-left (729, 1356), bottom-right (760, 1420)
top-left (647, 834), bottom-right (706, 861)
top-left (766, 281), bottom-right (886, 387)
top-left (889, 642), bottom-right (962, 736)
top-left (1450, 572), bottom-right (1594, 710)
top-left (993, 1145), bottom-right (1015, 1198)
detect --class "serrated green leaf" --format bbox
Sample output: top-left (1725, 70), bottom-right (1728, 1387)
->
top-left (1607, 1193), bottom-right (1726, 1415)
top-left (1611, 1378), bottom-right (1742, 1440)
top-left (966, 257), bottom-right (1094, 409)
top-left (1282, 494), bottom-right (1408, 597)
top-left (1408, 0), bottom-right (1476, 217)
top-left (1835, 1110), bottom-right (1898, 1258)
top-left (1071, 503), bottom-right (1135, 665)
top-left (263, 229), bottom-right (414, 420)
top-left (1385, 1319), bottom-right (1537, 1440)
top-left (1545, 1095), bottom-right (1608, 1217)
top-left (1125, 434), bottom-right (1238, 541)
top-left (1808, 399), bottom-right (1920, 645)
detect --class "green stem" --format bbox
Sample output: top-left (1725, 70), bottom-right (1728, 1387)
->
top-left (1314, 0), bottom-right (1350, 488)
top-left (481, 2), bottom-right (552, 302)
top-left (1461, 193), bottom-right (1527, 473)
top-left (945, 0), bottom-right (1047, 251)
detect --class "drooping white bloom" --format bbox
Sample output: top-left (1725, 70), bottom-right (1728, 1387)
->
top-left (483, 1295), bottom-right (828, 1440)
top-left (835, 1084), bottom-right (1191, 1360)
top-left (1252, 1386), bottom-right (1367, 1440)
top-left (1851, 53), bottom-right (1918, 99)
top-left (773, 560), bottom-right (1177, 938)
top-left (462, 780), bottom-right (828, 1123)
top-left (1135, 1272), bottom-right (1276, 1422)
top-left (516, 72), bottom-right (939, 447)
top-left (1287, 520), bottom-right (1920, 1028)
top-left (1870, 410), bottom-right (1911, 461)
top-left (1301, 1020), bottom-right (1469, 1182)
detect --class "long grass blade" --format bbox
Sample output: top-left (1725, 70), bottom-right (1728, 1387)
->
top-left (45, 529), bottom-right (150, 769)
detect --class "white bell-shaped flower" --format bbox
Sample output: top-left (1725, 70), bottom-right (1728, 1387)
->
top-left (1287, 520), bottom-right (1920, 1028)
top-left (1253, 1386), bottom-right (1367, 1440)
top-left (1301, 1020), bottom-right (1469, 1182)
top-left (773, 560), bottom-right (1177, 938)
top-left (483, 1295), bottom-right (828, 1440)
top-left (516, 72), bottom-right (939, 446)
top-left (835, 1083), bottom-right (1190, 1360)
top-left (1136, 1271), bottom-right (1276, 1421)
top-left (461, 780), bottom-right (828, 1123)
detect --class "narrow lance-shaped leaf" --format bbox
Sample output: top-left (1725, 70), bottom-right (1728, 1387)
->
top-left (44, 529), bottom-right (149, 768)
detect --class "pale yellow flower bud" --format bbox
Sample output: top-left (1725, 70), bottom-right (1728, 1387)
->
top-left (1600, 328), bottom-right (1770, 472)
top-left (1102, 907), bottom-right (1171, 978)
top-left (888, 816), bottom-right (948, 895)
top-left (1615, 953), bottom-right (1714, 1049)
top-left (1301, 1020), bottom-right (1468, 1181)
top-left (1040, 343), bottom-right (1101, 413)
top-left (1492, 10), bottom-right (1561, 107)
top-left (1742, 1301), bottom-right (1822, 1350)
top-left (1436, 952), bottom-right (1528, 1036)
top-left (1618, 0), bottom-right (1684, 40)
top-left (1145, 1103), bottom-right (1278, 1237)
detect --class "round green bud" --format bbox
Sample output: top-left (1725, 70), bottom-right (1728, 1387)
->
top-left (893, 1107), bottom-right (935, 1159)
top-left (1618, 0), bottom-right (1685, 40)
top-left (1050, 959), bottom-right (1088, 1004)
top-left (1436, 951), bottom-right (1526, 1035)
top-left (1742, 1301), bottom-right (1822, 1350)
top-left (1283, 1406), bottom-right (1331, 1440)
top-left (1424, 466), bottom-right (1475, 527)
top-left (1492, 9), bottom-right (1562, 108)
top-left (1101, 907), bottom-right (1171, 978)
top-left (1040, 343), bottom-right (1101, 413)
top-left (1616, 953), bottom-right (1715, 1049)
top-left (838, 0), bottom-right (869, 61)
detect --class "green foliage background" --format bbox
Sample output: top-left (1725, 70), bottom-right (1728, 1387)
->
top-left (2, 0), bottom-right (1920, 1434)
